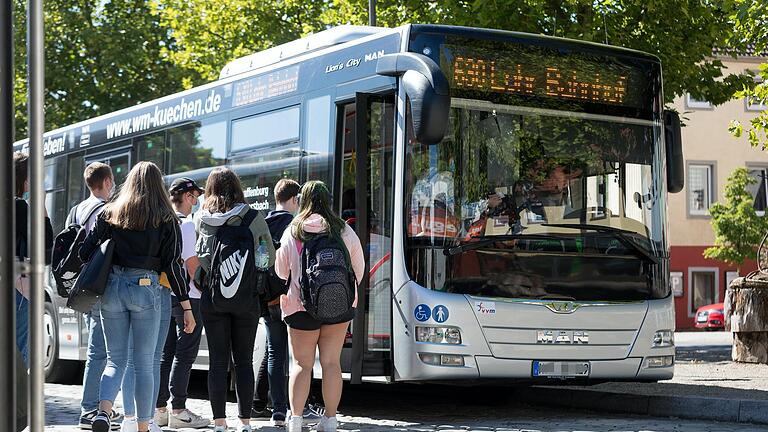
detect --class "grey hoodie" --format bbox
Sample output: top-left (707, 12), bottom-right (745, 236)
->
top-left (195, 203), bottom-right (276, 272)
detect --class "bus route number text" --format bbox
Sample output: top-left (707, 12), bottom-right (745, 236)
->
top-left (452, 56), bottom-right (628, 105)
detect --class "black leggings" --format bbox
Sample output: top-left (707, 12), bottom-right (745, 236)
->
top-left (201, 293), bottom-right (259, 419)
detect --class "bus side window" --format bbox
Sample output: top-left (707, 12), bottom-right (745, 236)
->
top-left (67, 153), bottom-right (85, 210)
top-left (303, 95), bottom-right (333, 188)
top-left (45, 156), bottom-right (68, 234)
top-left (135, 130), bottom-right (167, 172)
top-left (168, 116), bottom-right (227, 177)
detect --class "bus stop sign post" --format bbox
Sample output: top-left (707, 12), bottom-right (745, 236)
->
top-left (28, 0), bottom-right (46, 429)
top-left (0, 0), bottom-right (18, 430)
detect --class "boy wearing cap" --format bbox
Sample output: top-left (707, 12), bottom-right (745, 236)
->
top-left (153, 177), bottom-right (209, 429)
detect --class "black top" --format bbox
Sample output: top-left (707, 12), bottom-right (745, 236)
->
top-left (265, 210), bottom-right (293, 247)
top-left (78, 215), bottom-right (189, 301)
top-left (15, 198), bottom-right (54, 263)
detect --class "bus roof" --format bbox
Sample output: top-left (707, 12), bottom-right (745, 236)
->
top-left (219, 25), bottom-right (387, 79)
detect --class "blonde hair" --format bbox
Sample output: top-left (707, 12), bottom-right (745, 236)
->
top-left (103, 162), bottom-right (178, 230)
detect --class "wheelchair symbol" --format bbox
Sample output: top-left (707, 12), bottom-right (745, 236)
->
top-left (414, 304), bottom-right (431, 322)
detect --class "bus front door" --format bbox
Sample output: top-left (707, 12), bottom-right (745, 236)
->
top-left (336, 92), bottom-right (396, 383)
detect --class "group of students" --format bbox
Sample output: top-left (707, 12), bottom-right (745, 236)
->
top-left (13, 152), bottom-right (364, 432)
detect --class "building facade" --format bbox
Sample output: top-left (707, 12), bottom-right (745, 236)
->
top-left (670, 54), bottom-right (767, 330)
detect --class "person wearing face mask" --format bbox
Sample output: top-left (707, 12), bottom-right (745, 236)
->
top-left (71, 162), bottom-right (124, 430)
top-left (13, 152), bottom-right (54, 367)
top-left (150, 177), bottom-right (209, 429)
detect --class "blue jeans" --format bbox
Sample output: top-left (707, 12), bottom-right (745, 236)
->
top-left (15, 290), bottom-right (29, 367)
top-left (265, 314), bottom-right (289, 414)
top-left (81, 305), bottom-right (106, 413)
top-left (122, 287), bottom-right (171, 417)
top-left (157, 297), bottom-right (203, 410)
top-left (99, 266), bottom-right (163, 423)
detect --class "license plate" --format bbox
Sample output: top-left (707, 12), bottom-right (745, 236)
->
top-left (697, 315), bottom-right (708, 322)
top-left (533, 361), bottom-right (590, 377)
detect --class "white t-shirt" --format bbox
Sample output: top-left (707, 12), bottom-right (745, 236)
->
top-left (72, 195), bottom-right (104, 233)
top-left (179, 215), bottom-right (201, 299)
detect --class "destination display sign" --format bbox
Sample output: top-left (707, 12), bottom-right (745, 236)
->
top-left (441, 41), bottom-right (654, 111)
top-left (233, 65), bottom-right (300, 107)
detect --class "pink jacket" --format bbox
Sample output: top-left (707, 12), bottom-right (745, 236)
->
top-left (277, 214), bottom-right (365, 319)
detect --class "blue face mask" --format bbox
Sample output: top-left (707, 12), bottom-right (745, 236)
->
top-left (191, 196), bottom-right (202, 215)
top-left (21, 191), bottom-right (29, 201)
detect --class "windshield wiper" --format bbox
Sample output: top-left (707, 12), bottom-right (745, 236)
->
top-left (541, 223), bottom-right (658, 265)
top-left (444, 234), bottom-right (571, 256)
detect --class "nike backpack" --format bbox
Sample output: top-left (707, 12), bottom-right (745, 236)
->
top-left (206, 209), bottom-right (264, 314)
top-left (299, 233), bottom-right (357, 324)
top-left (51, 202), bottom-right (105, 298)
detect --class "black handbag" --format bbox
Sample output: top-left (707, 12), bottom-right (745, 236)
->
top-left (66, 239), bottom-right (114, 313)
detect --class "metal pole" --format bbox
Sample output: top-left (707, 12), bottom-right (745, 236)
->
top-left (368, 0), bottom-right (376, 26)
top-left (27, 0), bottom-right (45, 429)
top-left (0, 0), bottom-right (18, 429)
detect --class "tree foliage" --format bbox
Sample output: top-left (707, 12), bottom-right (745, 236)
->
top-left (704, 167), bottom-right (768, 269)
top-left (727, 0), bottom-right (768, 150)
top-left (12, 0), bottom-right (188, 141)
top-left (154, 0), bottom-right (329, 86)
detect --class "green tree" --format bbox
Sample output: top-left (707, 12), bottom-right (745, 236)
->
top-left (727, 0), bottom-right (768, 150)
top-left (704, 168), bottom-right (768, 271)
top-left (154, 0), bottom-right (328, 86)
top-left (12, 0), bottom-right (188, 141)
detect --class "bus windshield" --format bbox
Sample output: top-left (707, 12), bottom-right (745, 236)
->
top-left (404, 99), bottom-right (667, 301)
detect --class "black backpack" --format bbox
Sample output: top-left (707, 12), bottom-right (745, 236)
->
top-left (299, 233), bottom-right (356, 324)
top-left (205, 209), bottom-right (265, 314)
top-left (51, 202), bottom-right (105, 297)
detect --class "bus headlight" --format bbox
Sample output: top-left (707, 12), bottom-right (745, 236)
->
top-left (418, 353), bottom-right (465, 367)
top-left (652, 330), bottom-right (674, 347)
top-left (645, 355), bottom-right (674, 368)
top-left (415, 326), bottom-right (462, 344)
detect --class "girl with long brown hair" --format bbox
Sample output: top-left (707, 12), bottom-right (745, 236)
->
top-left (78, 162), bottom-right (195, 432)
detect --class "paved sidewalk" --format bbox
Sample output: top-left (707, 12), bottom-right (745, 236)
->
top-left (42, 382), bottom-right (768, 432)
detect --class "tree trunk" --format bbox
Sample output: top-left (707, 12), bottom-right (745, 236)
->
top-left (725, 275), bottom-right (768, 363)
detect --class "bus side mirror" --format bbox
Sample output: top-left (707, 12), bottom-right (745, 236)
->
top-left (664, 110), bottom-right (684, 193)
top-left (377, 53), bottom-right (450, 145)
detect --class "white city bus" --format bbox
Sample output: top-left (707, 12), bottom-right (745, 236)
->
top-left (16, 24), bottom-right (683, 384)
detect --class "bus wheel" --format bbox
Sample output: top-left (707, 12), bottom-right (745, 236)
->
top-left (44, 301), bottom-right (81, 384)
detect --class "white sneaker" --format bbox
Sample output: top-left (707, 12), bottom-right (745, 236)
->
top-left (153, 409), bottom-right (169, 427)
top-left (287, 415), bottom-right (304, 432)
top-left (148, 420), bottom-right (163, 432)
top-left (213, 426), bottom-right (228, 432)
top-left (119, 418), bottom-right (137, 432)
top-left (237, 425), bottom-right (252, 432)
top-left (315, 416), bottom-right (338, 432)
top-left (168, 409), bottom-right (210, 429)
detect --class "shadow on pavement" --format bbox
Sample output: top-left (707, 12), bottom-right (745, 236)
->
top-left (676, 345), bottom-right (731, 363)
top-left (44, 394), bottom-right (80, 426)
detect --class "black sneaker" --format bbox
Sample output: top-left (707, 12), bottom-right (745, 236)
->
top-left (251, 405), bottom-right (272, 419)
top-left (79, 409), bottom-right (98, 429)
top-left (79, 409), bottom-right (121, 430)
top-left (91, 411), bottom-right (111, 432)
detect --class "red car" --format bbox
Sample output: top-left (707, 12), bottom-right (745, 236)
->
top-left (695, 303), bottom-right (725, 330)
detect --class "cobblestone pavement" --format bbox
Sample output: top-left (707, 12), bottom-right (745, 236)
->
top-left (41, 382), bottom-right (768, 432)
